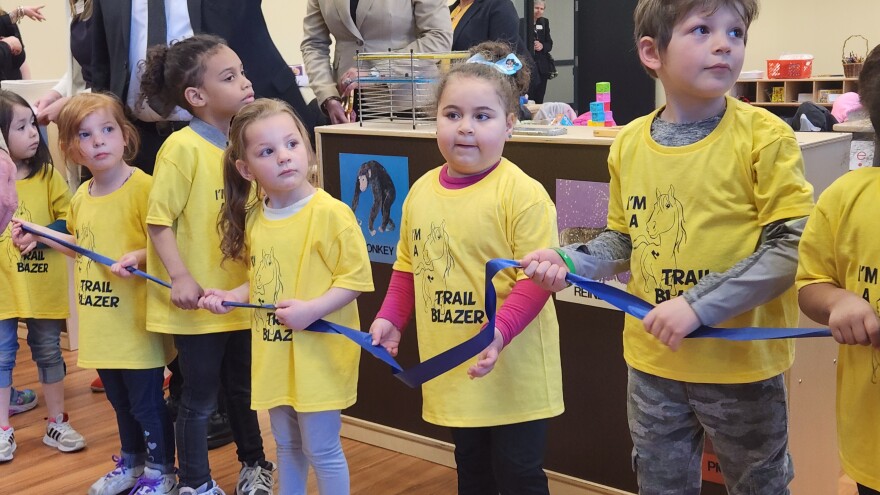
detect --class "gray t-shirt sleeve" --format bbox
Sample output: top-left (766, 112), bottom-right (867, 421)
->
top-left (682, 216), bottom-right (807, 326)
top-left (560, 229), bottom-right (632, 279)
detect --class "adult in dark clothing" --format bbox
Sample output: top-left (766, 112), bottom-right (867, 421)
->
top-left (0, 5), bottom-right (45, 81)
top-left (449, 0), bottom-right (535, 96)
top-left (91, 0), bottom-right (321, 174)
top-left (527, 0), bottom-right (553, 103)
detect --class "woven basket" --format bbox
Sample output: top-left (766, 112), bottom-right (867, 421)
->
top-left (844, 63), bottom-right (863, 78)
top-left (842, 35), bottom-right (868, 78)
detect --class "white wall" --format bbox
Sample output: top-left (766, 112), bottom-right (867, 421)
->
top-left (744, 0), bottom-right (880, 76)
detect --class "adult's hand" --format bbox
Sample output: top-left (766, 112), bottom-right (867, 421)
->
top-left (324, 98), bottom-right (353, 125)
top-left (0, 151), bottom-right (18, 231)
top-left (1, 36), bottom-right (22, 55)
top-left (534, 40), bottom-right (543, 52)
top-left (20, 5), bottom-right (46, 22)
top-left (36, 94), bottom-right (69, 125)
top-left (337, 67), bottom-right (360, 97)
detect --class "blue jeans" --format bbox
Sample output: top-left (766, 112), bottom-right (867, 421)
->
top-left (0, 318), bottom-right (66, 388)
top-left (98, 367), bottom-right (175, 472)
top-left (450, 419), bottom-right (550, 495)
top-left (174, 330), bottom-right (265, 488)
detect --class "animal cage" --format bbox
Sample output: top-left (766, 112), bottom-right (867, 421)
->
top-left (354, 51), bottom-right (470, 128)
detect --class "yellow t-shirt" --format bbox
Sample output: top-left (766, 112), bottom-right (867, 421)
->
top-left (69, 169), bottom-right (175, 369)
top-left (246, 190), bottom-right (374, 411)
top-left (796, 167), bottom-right (880, 491)
top-left (0, 167), bottom-right (70, 319)
top-left (394, 158), bottom-right (563, 427)
top-left (607, 96), bottom-right (815, 383)
top-left (146, 126), bottom-right (249, 334)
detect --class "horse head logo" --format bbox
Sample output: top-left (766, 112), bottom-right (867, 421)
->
top-left (635, 185), bottom-right (687, 292)
top-left (413, 221), bottom-right (455, 310)
top-left (253, 248), bottom-right (283, 329)
top-left (76, 225), bottom-right (96, 276)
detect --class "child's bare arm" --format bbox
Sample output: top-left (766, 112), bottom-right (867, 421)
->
top-left (110, 248), bottom-right (146, 278)
top-left (11, 219), bottom-right (76, 257)
top-left (274, 287), bottom-right (360, 331)
top-left (147, 224), bottom-right (203, 309)
top-left (799, 282), bottom-right (880, 348)
top-left (199, 282), bottom-right (250, 315)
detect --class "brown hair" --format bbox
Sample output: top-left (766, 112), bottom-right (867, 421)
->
top-left (859, 44), bottom-right (880, 137)
top-left (219, 99), bottom-right (317, 262)
top-left (633, 0), bottom-right (759, 78)
top-left (138, 34), bottom-right (227, 117)
top-left (434, 41), bottom-right (531, 117)
top-left (56, 92), bottom-right (140, 167)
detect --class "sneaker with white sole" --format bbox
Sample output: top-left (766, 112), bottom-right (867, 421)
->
top-left (0, 427), bottom-right (15, 462)
top-left (43, 413), bottom-right (86, 452)
top-left (130, 466), bottom-right (179, 494)
top-left (236, 461), bottom-right (275, 495)
top-left (178, 480), bottom-right (226, 495)
top-left (8, 387), bottom-right (37, 416)
top-left (88, 455), bottom-right (143, 495)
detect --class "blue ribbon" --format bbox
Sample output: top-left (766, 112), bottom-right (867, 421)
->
top-left (20, 222), bottom-right (499, 387)
top-left (487, 257), bottom-right (831, 340)
top-left (20, 223), bottom-right (173, 288)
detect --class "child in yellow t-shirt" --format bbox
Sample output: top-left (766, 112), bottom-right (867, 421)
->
top-left (199, 99), bottom-right (373, 495)
top-left (370, 42), bottom-right (563, 493)
top-left (524, 1), bottom-right (814, 493)
top-left (139, 35), bottom-right (273, 494)
top-left (0, 89), bottom-right (81, 462)
top-left (797, 45), bottom-right (880, 495)
top-left (16, 93), bottom-right (177, 494)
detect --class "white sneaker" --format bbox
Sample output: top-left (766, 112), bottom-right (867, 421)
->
top-left (236, 461), bottom-right (275, 495)
top-left (43, 413), bottom-right (86, 452)
top-left (179, 480), bottom-right (226, 495)
top-left (130, 466), bottom-right (179, 494)
top-left (88, 455), bottom-right (143, 495)
top-left (0, 427), bottom-right (16, 462)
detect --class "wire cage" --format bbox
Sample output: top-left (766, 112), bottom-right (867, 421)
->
top-left (354, 50), bottom-right (470, 128)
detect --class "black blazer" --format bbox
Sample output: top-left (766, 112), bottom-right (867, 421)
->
top-left (531, 17), bottom-right (553, 77)
top-left (450, 0), bottom-right (528, 56)
top-left (92, 0), bottom-right (315, 130)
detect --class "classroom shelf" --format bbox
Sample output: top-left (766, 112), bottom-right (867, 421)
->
top-left (731, 77), bottom-right (859, 108)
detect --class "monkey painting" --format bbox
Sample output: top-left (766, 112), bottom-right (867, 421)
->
top-left (351, 160), bottom-right (397, 236)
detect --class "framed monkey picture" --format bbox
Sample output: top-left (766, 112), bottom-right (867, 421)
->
top-left (340, 153), bottom-right (410, 264)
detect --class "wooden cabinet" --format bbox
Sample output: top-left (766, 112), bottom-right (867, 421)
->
top-left (731, 77), bottom-right (859, 108)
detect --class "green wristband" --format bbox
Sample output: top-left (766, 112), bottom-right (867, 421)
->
top-left (551, 247), bottom-right (576, 273)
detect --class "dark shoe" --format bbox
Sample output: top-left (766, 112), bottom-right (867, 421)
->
top-left (165, 396), bottom-right (180, 423)
top-left (206, 411), bottom-right (233, 450)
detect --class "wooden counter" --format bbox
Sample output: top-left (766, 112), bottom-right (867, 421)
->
top-left (316, 123), bottom-right (851, 495)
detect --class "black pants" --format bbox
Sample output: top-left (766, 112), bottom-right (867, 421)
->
top-left (173, 330), bottom-right (265, 488)
top-left (530, 75), bottom-right (548, 104)
top-left (131, 119), bottom-right (189, 175)
top-left (859, 484), bottom-right (880, 495)
top-left (450, 419), bottom-right (550, 495)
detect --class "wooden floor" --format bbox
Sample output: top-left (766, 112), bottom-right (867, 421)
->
top-left (0, 344), bottom-right (458, 495)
